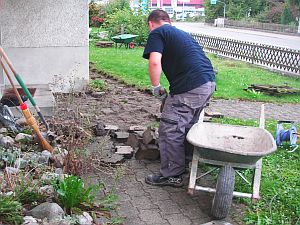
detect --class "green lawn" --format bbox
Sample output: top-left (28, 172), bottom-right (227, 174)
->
top-left (90, 44), bottom-right (300, 103)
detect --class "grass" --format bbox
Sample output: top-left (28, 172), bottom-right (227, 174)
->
top-left (212, 117), bottom-right (300, 225)
top-left (89, 44), bottom-right (300, 103)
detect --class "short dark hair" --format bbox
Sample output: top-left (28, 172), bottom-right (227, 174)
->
top-left (148, 9), bottom-right (171, 23)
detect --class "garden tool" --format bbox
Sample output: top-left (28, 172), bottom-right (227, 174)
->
top-left (160, 88), bottom-right (168, 113)
top-left (0, 47), bottom-right (49, 131)
top-left (0, 57), bottom-right (53, 153)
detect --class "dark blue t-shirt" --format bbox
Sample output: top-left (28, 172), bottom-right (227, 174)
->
top-left (143, 24), bottom-right (215, 95)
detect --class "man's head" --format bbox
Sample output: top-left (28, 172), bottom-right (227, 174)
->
top-left (147, 9), bottom-right (171, 31)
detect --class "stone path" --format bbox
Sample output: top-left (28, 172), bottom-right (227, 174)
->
top-left (208, 99), bottom-right (300, 122)
top-left (94, 99), bottom-right (300, 225)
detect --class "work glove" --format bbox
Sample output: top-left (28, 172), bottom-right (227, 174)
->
top-left (151, 84), bottom-right (168, 100)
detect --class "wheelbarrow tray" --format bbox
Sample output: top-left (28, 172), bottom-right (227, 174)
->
top-left (187, 123), bottom-right (277, 165)
top-left (111, 34), bottom-right (138, 44)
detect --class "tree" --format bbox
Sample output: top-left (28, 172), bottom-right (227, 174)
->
top-left (281, 3), bottom-right (294, 24)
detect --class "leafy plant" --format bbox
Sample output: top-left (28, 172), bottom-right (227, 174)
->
top-left (0, 147), bottom-right (21, 165)
top-left (104, 8), bottom-right (149, 45)
top-left (0, 196), bottom-right (23, 225)
top-left (90, 79), bottom-right (106, 91)
top-left (53, 175), bottom-right (102, 213)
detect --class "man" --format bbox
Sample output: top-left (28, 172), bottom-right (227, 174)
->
top-left (143, 9), bottom-right (216, 187)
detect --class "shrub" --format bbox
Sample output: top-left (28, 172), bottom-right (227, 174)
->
top-left (53, 175), bottom-right (101, 213)
top-left (104, 9), bottom-right (149, 45)
top-left (0, 196), bottom-right (23, 225)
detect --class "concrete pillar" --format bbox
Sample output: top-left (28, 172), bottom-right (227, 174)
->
top-left (0, 0), bottom-right (89, 93)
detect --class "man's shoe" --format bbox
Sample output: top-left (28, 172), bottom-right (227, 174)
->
top-left (145, 173), bottom-right (183, 187)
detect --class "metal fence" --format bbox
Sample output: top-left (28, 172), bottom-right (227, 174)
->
top-left (191, 33), bottom-right (300, 76)
top-left (224, 20), bottom-right (298, 34)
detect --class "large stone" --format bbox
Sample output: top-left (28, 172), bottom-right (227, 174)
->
top-left (76, 212), bottom-right (93, 225)
top-left (0, 135), bottom-right (15, 147)
top-left (28, 202), bottom-right (65, 221)
top-left (115, 146), bottom-right (134, 159)
top-left (114, 131), bottom-right (129, 142)
top-left (142, 128), bottom-right (157, 145)
top-left (14, 158), bottom-right (29, 169)
top-left (94, 122), bottom-right (107, 136)
top-left (22, 216), bottom-right (39, 225)
top-left (39, 185), bottom-right (55, 196)
top-left (0, 128), bottom-right (7, 133)
top-left (135, 143), bottom-right (160, 160)
top-left (126, 133), bottom-right (141, 148)
top-left (15, 133), bottom-right (33, 142)
top-left (101, 154), bottom-right (124, 165)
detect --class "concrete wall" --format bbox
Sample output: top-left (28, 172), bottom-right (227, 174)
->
top-left (0, 0), bottom-right (89, 93)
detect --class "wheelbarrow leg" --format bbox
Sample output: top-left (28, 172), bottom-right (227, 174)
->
top-left (252, 104), bottom-right (264, 202)
top-left (252, 158), bottom-right (262, 203)
top-left (188, 149), bottom-right (199, 195)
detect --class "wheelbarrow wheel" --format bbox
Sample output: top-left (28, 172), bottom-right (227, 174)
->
top-left (211, 165), bottom-right (235, 220)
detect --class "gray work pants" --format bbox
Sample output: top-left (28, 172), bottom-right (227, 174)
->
top-left (159, 81), bottom-right (216, 177)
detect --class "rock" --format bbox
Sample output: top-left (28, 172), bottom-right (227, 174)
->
top-left (55, 168), bottom-right (64, 175)
top-left (101, 154), bottom-right (124, 165)
top-left (135, 143), bottom-right (160, 160)
top-left (0, 135), bottom-right (15, 147)
top-left (28, 202), bottom-right (65, 221)
top-left (128, 125), bottom-right (147, 132)
top-left (0, 128), bottom-right (7, 133)
top-left (5, 166), bottom-right (19, 175)
top-left (15, 133), bottom-right (33, 142)
top-left (94, 122), bottom-right (107, 136)
top-left (22, 216), bottom-right (39, 225)
top-left (76, 212), bottom-right (93, 225)
top-left (16, 118), bottom-right (27, 126)
top-left (39, 185), bottom-right (54, 196)
top-left (91, 91), bottom-right (105, 98)
top-left (53, 154), bottom-right (64, 168)
top-left (14, 158), bottom-right (29, 169)
top-left (114, 131), bottom-right (129, 142)
top-left (126, 133), bottom-right (141, 148)
top-left (6, 191), bottom-right (14, 196)
top-left (115, 146), bottom-right (134, 159)
top-left (104, 124), bottom-right (119, 132)
top-left (41, 172), bottom-right (60, 183)
top-left (142, 128), bottom-right (157, 145)
top-left (101, 108), bottom-right (114, 115)
top-left (38, 150), bottom-right (52, 164)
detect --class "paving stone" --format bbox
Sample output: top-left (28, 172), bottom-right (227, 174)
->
top-left (117, 201), bottom-right (139, 218)
top-left (139, 209), bottom-right (168, 224)
top-left (164, 213), bottom-right (192, 225)
top-left (131, 196), bottom-right (158, 210)
top-left (169, 192), bottom-right (197, 205)
top-left (122, 216), bottom-right (144, 225)
top-left (145, 162), bottom-right (161, 172)
top-left (125, 187), bottom-right (149, 197)
top-left (180, 204), bottom-right (210, 220)
top-left (157, 200), bottom-right (181, 215)
top-left (145, 188), bottom-right (171, 202)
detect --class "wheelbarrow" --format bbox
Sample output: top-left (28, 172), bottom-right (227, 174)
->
top-left (186, 105), bottom-right (277, 219)
top-left (111, 34), bottom-right (138, 49)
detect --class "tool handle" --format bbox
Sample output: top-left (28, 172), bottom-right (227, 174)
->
top-left (21, 106), bottom-right (53, 152)
top-left (15, 74), bottom-right (36, 106)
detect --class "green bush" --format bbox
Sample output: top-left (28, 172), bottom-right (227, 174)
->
top-left (104, 9), bottom-right (149, 45)
top-left (0, 196), bottom-right (23, 225)
top-left (53, 175), bottom-right (101, 213)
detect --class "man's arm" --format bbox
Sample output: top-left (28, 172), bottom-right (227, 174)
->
top-left (148, 52), bottom-right (162, 87)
